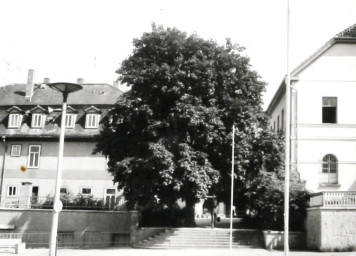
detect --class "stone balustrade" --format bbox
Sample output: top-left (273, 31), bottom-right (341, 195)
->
top-left (310, 191), bottom-right (356, 207)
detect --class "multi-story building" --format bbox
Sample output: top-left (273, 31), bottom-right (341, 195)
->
top-left (267, 24), bottom-right (356, 250)
top-left (267, 23), bottom-right (356, 193)
top-left (0, 70), bottom-right (123, 208)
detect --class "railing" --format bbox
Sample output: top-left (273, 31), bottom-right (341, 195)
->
top-left (0, 195), bottom-right (126, 210)
top-left (310, 191), bottom-right (356, 207)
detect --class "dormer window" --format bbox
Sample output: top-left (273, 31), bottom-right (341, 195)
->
top-left (86, 114), bottom-right (100, 128)
top-left (6, 106), bottom-right (24, 129)
top-left (64, 106), bottom-right (78, 129)
top-left (65, 114), bottom-right (76, 128)
top-left (9, 114), bottom-right (21, 128)
top-left (84, 106), bottom-right (101, 129)
top-left (30, 105), bottom-right (47, 129)
top-left (32, 114), bottom-right (45, 128)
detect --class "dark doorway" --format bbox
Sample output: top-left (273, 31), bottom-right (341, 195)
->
top-left (31, 186), bottom-right (39, 205)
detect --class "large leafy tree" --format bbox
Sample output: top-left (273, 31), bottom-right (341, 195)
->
top-left (95, 25), bottom-right (271, 225)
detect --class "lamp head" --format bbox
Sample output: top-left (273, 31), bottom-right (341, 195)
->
top-left (47, 82), bottom-right (83, 102)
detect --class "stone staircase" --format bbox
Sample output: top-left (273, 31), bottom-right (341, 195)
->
top-left (134, 228), bottom-right (264, 249)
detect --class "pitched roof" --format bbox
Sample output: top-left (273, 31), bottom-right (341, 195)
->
top-left (0, 82), bottom-right (123, 138)
top-left (0, 83), bottom-right (123, 106)
top-left (6, 106), bottom-right (24, 113)
top-left (266, 23), bottom-right (356, 114)
top-left (30, 105), bottom-right (47, 113)
top-left (290, 23), bottom-right (356, 77)
top-left (335, 23), bottom-right (356, 39)
top-left (84, 106), bottom-right (102, 113)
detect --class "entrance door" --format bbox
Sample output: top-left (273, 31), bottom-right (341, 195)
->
top-left (104, 189), bottom-right (116, 210)
top-left (31, 186), bottom-right (39, 205)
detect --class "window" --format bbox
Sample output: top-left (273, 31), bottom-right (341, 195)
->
top-left (8, 114), bottom-right (21, 128)
top-left (65, 114), bottom-right (76, 128)
top-left (7, 186), bottom-right (17, 197)
top-left (81, 188), bottom-right (92, 195)
top-left (108, 116), bottom-right (123, 125)
top-left (29, 106), bottom-right (47, 128)
top-left (273, 121), bottom-right (276, 131)
top-left (85, 114), bottom-right (100, 128)
top-left (28, 145), bottom-right (41, 168)
top-left (277, 116), bottom-right (280, 132)
top-left (281, 109), bottom-right (284, 130)
top-left (322, 97), bottom-right (337, 123)
top-left (84, 106), bottom-right (101, 128)
top-left (105, 188), bottom-right (116, 208)
top-left (106, 189), bottom-right (115, 195)
top-left (7, 106), bottom-right (24, 128)
top-left (322, 154), bottom-right (338, 184)
top-left (31, 186), bottom-right (39, 204)
top-left (60, 188), bottom-right (68, 194)
top-left (32, 114), bottom-right (45, 128)
top-left (11, 145), bottom-right (21, 157)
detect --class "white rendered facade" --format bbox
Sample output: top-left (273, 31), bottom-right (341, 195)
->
top-left (0, 75), bottom-right (124, 208)
top-left (267, 28), bottom-right (356, 193)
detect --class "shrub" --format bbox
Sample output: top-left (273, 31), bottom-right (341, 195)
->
top-left (243, 170), bottom-right (310, 231)
top-left (39, 193), bottom-right (105, 210)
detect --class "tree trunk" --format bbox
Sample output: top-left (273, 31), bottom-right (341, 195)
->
top-left (183, 200), bottom-right (196, 227)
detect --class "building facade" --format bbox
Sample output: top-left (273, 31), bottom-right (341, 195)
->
top-left (0, 71), bottom-right (123, 208)
top-left (267, 24), bottom-right (356, 193)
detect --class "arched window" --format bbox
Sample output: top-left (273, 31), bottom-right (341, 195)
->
top-left (322, 154), bottom-right (338, 184)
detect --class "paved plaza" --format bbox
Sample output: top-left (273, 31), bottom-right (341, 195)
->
top-left (1, 248), bottom-right (356, 256)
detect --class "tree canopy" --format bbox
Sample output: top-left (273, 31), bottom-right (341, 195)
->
top-left (95, 25), bottom-right (308, 226)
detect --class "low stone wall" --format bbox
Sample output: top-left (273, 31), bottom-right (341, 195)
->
top-left (262, 230), bottom-right (306, 250)
top-left (0, 208), bottom-right (138, 248)
top-left (306, 207), bottom-right (356, 251)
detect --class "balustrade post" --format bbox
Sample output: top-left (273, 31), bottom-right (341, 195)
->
top-left (322, 192), bottom-right (326, 206)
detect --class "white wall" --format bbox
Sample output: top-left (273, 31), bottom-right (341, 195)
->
top-left (0, 140), bottom-right (118, 200)
top-left (269, 43), bottom-right (356, 192)
top-left (269, 95), bottom-right (286, 132)
top-left (307, 207), bottom-right (356, 250)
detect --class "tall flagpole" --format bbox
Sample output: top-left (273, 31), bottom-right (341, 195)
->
top-left (284, 0), bottom-right (291, 255)
top-left (229, 125), bottom-right (235, 256)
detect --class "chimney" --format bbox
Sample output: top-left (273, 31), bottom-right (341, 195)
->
top-left (113, 80), bottom-right (119, 89)
top-left (25, 69), bottom-right (35, 101)
top-left (43, 77), bottom-right (50, 84)
top-left (77, 78), bottom-right (84, 84)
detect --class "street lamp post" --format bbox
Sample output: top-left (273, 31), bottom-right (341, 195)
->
top-left (285, 0), bottom-right (291, 255)
top-left (229, 125), bottom-right (235, 256)
top-left (47, 83), bottom-right (82, 256)
top-left (0, 136), bottom-right (7, 204)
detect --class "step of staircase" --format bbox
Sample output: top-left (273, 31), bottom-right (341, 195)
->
top-left (134, 228), bottom-right (264, 249)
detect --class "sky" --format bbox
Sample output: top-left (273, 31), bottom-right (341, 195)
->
top-left (0, 0), bottom-right (355, 109)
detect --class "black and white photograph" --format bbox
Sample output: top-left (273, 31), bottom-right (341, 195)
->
top-left (0, 0), bottom-right (356, 255)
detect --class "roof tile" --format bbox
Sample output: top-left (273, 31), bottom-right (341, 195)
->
top-left (0, 82), bottom-right (123, 138)
top-left (335, 23), bottom-right (356, 39)
top-left (0, 83), bottom-right (122, 106)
